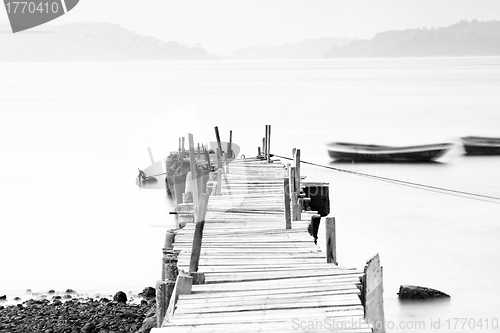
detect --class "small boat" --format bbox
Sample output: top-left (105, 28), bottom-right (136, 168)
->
top-left (327, 142), bottom-right (453, 162)
top-left (461, 136), bottom-right (500, 155)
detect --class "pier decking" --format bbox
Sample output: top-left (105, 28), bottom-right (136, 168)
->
top-left (152, 129), bottom-right (384, 332)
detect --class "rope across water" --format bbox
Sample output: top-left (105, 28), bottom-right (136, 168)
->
top-left (272, 154), bottom-right (500, 204)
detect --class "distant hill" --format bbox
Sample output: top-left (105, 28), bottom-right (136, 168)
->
top-left (232, 37), bottom-right (352, 59)
top-left (324, 20), bottom-right (500, 58)
top-left (0, 22), bottom-right (217, 61)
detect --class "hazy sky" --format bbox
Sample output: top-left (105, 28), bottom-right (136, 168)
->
top-left (2, 0), bottom-right (500, 55)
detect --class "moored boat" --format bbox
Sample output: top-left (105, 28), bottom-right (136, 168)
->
top-left (461, 136), bottom-right (500, 155)
top-left (327, 142), bottom-right (453, 162)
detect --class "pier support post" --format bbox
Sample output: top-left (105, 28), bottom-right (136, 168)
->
top-left (204, 148), bottom-right (211, 171)
top-left (290, 166), bottom-right (301, 221)
top-left (188, 134), bottom-right (199, 208)
top-left (362, 254), bottom-right (385, 333)
top-left (163, 230), bottom-right (176, 251)
top-left (189, 194), bottom-right (209, 276)
top-left (157, 230), bottom-right (179, 328)
top-left (263, 134), bottom-right (267, 160)
top-left (164, 272), bottom-right (193, 325)
top-left (284, 177), bottom-right (291, 229)
top-left (215, 169), bottom-right (222, 195)
top-left (181, 137), bottom-right (185, 162)
top-left (156, 280), bottom-right (175, 328)
top-left (173, 174), bottom-right (187, 206)
top-left (228, 130), bottom-right (233, 159)
top-left (325, 217), bottom-right (337, 264)
top-left (266, 125), bottom-right (271, 163)
top-left (214, 126), bottom-right (223, 158)
top-left (293, 148), bottom-right (300, 193)
top-left (161, 250), bottom-right (179, 281)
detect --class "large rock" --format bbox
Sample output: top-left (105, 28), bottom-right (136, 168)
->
top-left (398, 285), bottom-right (450, 300)
top-left (138, 287), bottom-right (156, 300)
top-left (113, 291), bottom-right (127, 303)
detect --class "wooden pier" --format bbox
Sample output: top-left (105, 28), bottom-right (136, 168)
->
top-left (152, 127), bottom-right (384, 333)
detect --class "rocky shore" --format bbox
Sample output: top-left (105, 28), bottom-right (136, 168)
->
top-left (0, 288), bottom-right (157, 333)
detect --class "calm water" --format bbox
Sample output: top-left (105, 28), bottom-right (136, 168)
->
top-left (1, 58), bottom-right (499, 332)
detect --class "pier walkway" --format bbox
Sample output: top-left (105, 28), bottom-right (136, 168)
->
top-left (152, 157), bottom-right (376, 332)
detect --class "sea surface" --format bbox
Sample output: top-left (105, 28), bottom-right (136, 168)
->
top-left (1, 57), bottom-right (500, 332)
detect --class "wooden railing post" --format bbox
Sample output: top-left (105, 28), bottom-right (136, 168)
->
top-left (188, 134), bottom-right (199, 208)
top-left (156, 280), bottom-right (175, 327)
top-left (263, 136), bottom-right (267, 160)
top-left (163, 230), bottom-right (176, 251)
top-left (156, 229), bottom-right (179, 327)
top-left (214, 126), bottom-right (223, 157)
top-left (228, 130), bottom-right (233, 159)
top-left (363, 254), bottom-right (385, 333)
top-left (289, 166), bottom-right (299, 221)
top-left (189, 193), bottom-right (209, 275)
top-left (284, 177), bottom-right (291, 229)
top-left (267, 125), bottom-right (271, 163)
top-left (293, 148), bottom-right (301, 195)
top-left (163, 272), bottom-right (193, 325)
top-left (181, 137), bottom-right (185, 161)
top-left (204, 147), bottom-right (211, 171)
top-left (325, 217), bottom-right (337, 264)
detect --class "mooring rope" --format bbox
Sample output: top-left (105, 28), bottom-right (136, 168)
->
top-left (272, 154), bottom-right (500, 204)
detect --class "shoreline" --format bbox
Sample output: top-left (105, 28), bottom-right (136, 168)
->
top-left (0, 288), bottom-right (157, 333)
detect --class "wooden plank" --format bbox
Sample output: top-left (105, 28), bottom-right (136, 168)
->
top-left (180, 285), bottom-right (360, 301)
top-left (164, 306), bottom-right (365, 324)
top-left (176, 293), bottom-right (360, 311)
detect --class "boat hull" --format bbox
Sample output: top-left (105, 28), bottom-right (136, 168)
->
top-left (461, 136), bottom-right (500, 155)
top-left (327, 142), bottom-right (452, 162)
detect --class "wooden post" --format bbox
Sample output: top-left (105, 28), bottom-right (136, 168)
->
top-left (181, 137), bottom-right (185, 161)
top-left (215, 169), bottom-right (222, 195)
top-left (178, 137), bottom-right (181, 155)
top-left (204, 147), bottom-right (211, 171)
top-left (163, 230), bottom-right (176, 250)
top-left (267, 125), bottom-right (271, 163)
top-left (197, 143), bottom-right (200, 161)
top-left (325, 217), bottom-right (337, 264)
top-left (216, 148), bottom-right (222, 170)
top-left (262, 137), bottom-right (266, 160)
top-left (293, 148), bottom-right (301, 194)
top-left (363, 254), bottom-right (385, 333)
top-left (214, 126), bottom-right (223, 157)
top-left (290, 167), bottom-right (302, 221)
top-left (224, 152), bottom-right (229, 174)
top-left (284, 177), bottom-right (291, 229)
top-left (189, 194), bottom-right (209, 274)
top-left (188, 134), bottom-right (199, 209)
top-left (161, 251), bottom-right (179, 281)
top-left (228, 130), bottom-right (233, 159)
top-left (258, 147), bottom-right (261, 157)
top-left (156, 280), bottom-right (175, 327)
top-left (164, 272), bottom-right (193, 324)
